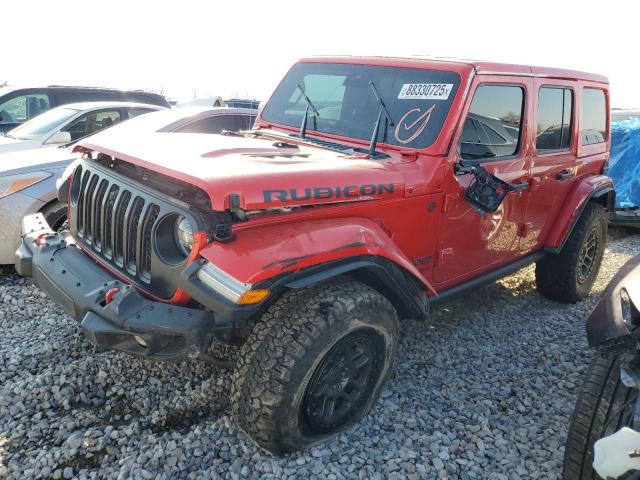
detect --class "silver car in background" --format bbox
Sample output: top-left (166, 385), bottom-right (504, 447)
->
top-left (0, 106), bottom-right (256, 265)
top-left (0, 102), bottom-right (164, 155)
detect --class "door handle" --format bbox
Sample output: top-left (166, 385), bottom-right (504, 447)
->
top-left (509, 180), bottom-right (529, 191)
top-left (556, 170), bottom-right (575, 181)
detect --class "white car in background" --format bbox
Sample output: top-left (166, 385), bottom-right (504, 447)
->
top-left (0, 106), bottom-right (257, 266)
top-left (0, 102), bottom-right (164, 156)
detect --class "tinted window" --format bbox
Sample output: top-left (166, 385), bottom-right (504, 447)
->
top-left (0, 94), bottom-right (50, 124)
top-left (57, 90), bottom-right (116, 103)
top-left (581, 89), bottom-right (606, 145)
top-left (127, 107), bottom-right (156, 119)
top-left (262, 63), bottom-right (461, 149)
top-left (174, 115), bottom-right (240, 134)
top-left (119, 92), bottom-right (166, 106)
top-left (536, 87), bottom-right (573, 152)
top-left (62, 109), bottom-right (122, 141)
top-left (237, 114), bottom-right (256, 130)
top-left (459, 85), bottom-right (524, 160)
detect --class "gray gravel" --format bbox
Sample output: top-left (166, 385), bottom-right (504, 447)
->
top-left (1, 228), bottom-right (639, 480)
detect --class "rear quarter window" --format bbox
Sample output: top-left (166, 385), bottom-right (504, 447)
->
top-left (581, 88), bottom-right (607, 145)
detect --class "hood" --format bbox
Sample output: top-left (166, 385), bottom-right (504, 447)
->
top-left (0, 136), bottom-right (41, 155)
top-left (80, 129), bottom-right (406, 211)
top-left (0, 146), bottom-right (78, 175)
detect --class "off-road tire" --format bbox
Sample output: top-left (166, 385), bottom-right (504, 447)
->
top-left (563, 347), bottom-right (638, 479)
top-left (41, 201), bottom-right (68, 231)
top-left (230, 279), bottom-right (399, 453)
top-left (536, 202), bottom-right (607, 303)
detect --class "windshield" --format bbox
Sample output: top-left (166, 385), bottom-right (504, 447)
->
top-left (7, 107), bottom-right (78, 140)
top-left (261, 62), bottom-right (460, 150)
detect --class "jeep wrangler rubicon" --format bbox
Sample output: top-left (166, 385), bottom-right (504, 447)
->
top-left (16, 57), bottom-right (612, 453)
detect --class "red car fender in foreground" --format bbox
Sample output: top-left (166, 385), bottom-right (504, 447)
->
top-left (198, 217), bottom-right (437, 293)
top-left (545, 174), bottom-right (614, 251)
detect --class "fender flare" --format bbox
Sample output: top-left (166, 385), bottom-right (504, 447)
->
top-left (272, 255), bottom-right (429, 317)
top-left (197, 217), bottom-right (434, 316)
top-left (544, 175), bottom-right (614, 254)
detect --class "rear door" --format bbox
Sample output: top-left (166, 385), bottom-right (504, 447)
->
top-left (520, 80), bottom-right (577, 251)
top-left (434, 77), bottom-right (534, 285)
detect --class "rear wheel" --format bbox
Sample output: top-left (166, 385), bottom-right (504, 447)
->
top-left (536, 202), bottom-right (607, 303)
top-left (230, 279), bottom-right (398, 453)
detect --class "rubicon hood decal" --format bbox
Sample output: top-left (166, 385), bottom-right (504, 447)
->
top-left (264, 184), bottom-right (395, 203)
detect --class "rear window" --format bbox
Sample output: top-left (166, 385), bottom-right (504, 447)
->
top-left (581, 88), bottom-right (607, 145)
top-left (261, 63), bottom-right (461, 150)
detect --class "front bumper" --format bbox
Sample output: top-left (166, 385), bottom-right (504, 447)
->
top-left (16, 213), bottom-right (215, 361)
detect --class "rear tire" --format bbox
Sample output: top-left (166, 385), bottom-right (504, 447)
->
top-left (536, 202), bottom-right (607, 303)
top-left (230, 279), bottom-right (398, 453)
top-left (563, 347), bottom-right (639, 479)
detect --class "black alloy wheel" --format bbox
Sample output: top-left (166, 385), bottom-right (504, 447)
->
top-left (303, 330), bottom-right (384, 434)
top-left (577, 227), bottom-right (600, 285)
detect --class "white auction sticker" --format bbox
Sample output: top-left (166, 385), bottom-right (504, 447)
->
top-left (398, 83), bottom-right (453, 100)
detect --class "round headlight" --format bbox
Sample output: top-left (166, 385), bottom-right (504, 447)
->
top-left (175, 216), bottom-right (194, 257)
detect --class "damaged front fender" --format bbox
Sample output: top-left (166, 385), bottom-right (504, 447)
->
top-left (197, 217), bottom-right (436, 294)
top-left (587, 255), bottom-right (640, 351)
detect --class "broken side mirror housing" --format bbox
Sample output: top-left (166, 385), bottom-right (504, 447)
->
top-left (454, 161), bottom-right (512, 214)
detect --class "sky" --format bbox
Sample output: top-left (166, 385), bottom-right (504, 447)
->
top-left (3, 0), bottom-right (639, 108)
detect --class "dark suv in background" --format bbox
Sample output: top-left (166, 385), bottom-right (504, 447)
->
top-left (0, 86), bottom-right (170, 132)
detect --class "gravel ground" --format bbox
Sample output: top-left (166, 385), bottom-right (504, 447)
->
top-left (1, 228), bottom-right (639, 480)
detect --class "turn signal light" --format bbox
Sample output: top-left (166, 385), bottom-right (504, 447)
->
top-left (237, 289), bottom-right (270, 305)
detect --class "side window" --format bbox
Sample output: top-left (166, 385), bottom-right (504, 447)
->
top-left (174, 115), bottom-right (241, 134)
top-left (459, 85), bottom-right (524, 160)
top-left (62, 110), bottom-right (122, 141)
top-left (581, 89), bottom-right (606, 145)
top-left (126, 107), bottom-right (155, 119)
top-left (237, 114), bottom-right (255, 131)
top-left (0, 94), bottom-right (51, 124)
top-left (536, 87), bottom-right (573, 152)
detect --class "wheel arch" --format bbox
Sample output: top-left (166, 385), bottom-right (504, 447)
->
top-left (544, 175), bottom-right (613, 254)
top-left (276, 255), bottom-right (429, 318)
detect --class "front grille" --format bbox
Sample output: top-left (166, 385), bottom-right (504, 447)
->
top-left (72, 166), bottom-right (162, 285)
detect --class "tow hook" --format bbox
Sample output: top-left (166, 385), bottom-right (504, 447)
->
top-left (105, 287), bottom-right (121, 305)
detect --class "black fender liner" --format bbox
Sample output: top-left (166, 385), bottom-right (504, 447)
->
top-left (587, 254), bottom-right (640, 351)
top-left (262, 255), bottom-right (430, 319)
top-left (546, 184), bottom-right (615, 255)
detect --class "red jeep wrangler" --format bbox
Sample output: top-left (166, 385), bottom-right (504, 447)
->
top-left (16, 57), bottom-right (612, 453)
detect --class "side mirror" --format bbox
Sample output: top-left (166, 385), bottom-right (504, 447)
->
top-left (45, 131), bottom-right (72, 145)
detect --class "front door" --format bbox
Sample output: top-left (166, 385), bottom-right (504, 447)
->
top-left (433, 80), bottom-right (533, 285)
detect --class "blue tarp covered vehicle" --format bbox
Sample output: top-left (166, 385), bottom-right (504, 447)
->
top-left (609, 112), bottom-right (640, 225)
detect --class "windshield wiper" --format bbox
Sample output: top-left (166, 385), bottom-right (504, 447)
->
top-left (295, 83), bottom-right (320, 139)
top-left (368, 81), bottom-right (395, 157)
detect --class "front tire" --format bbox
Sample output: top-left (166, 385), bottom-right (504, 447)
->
top-left (536, 202), bottom-right (607, 303)
top-left (563, 347), bottom-right (639, 479)
top-left (230, 279), bottom-right (398, 453)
